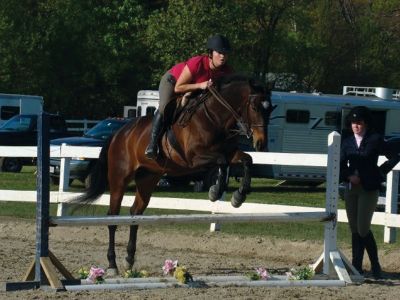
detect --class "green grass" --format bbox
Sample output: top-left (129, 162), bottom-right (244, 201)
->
top-left (0, 166), bottom-right (396, 248)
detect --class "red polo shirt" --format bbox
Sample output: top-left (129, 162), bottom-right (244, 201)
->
top-left (169, 55), bottom-right (232, 83)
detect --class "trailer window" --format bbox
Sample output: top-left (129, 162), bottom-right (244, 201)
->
top-left (325, 111), bottom-right (340, 126)
top-left (1, 106), bottom-right (19, 120)
top-left (146, 106), bottom-right (156, 116)
top-left (126, 108), bottom-right (137, 118)
top-left (286, 110), bottom-right (309, 123)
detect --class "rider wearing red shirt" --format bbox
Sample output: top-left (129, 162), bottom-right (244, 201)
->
top-left (145, 34), bottom-right (233, 159)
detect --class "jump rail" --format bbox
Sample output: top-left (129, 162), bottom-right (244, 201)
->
top-left (50, 212), bottom-right (334, 227)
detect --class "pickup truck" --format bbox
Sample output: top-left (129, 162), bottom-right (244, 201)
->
top-left (0, 113), bottom-right (73, 172)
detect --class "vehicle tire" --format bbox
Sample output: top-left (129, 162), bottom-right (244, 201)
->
top-left (166, 176), bottom-right (191, 187)
top-left (51, 176), bottom-right (60, 185)
top-left (0, 157), bottom-right (23, 172)
top-left (84, 172), bottom-right (92, 189)
top-left (51, 176), bottom-right (73, 186)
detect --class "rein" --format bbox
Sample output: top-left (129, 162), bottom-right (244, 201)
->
top-left (208, 85), bottom-right (253, 138)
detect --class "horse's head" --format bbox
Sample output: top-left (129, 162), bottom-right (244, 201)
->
top-left (211, 75), bottom-right (272, 152)
top-left (244, 79), bottom-right (272, 152)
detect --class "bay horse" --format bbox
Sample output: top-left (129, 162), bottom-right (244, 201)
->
top-left (74, 74), bottom-right (272, 275)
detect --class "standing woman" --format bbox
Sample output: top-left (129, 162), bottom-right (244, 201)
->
top-left (145, 34), bottom-right (233, 159)
top-left (340, 106), bottom-right (397, 279)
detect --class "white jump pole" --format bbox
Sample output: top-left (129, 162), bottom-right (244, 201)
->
top-left (50, 211), bottom-right (331, 227)
top-left (312, 131), bottom-right (363, 283)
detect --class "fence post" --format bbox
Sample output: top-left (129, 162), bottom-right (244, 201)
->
top-left (35, 112), bottom-right (50, 283)
top-left (384, 170), bottom-right (399, 243)
top-left (56, 143), bottom-right (71, 217)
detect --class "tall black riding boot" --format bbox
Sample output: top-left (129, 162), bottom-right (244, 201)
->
top-left (145, 111), bottom-right (164, 159)
top-left (363, 230), bottom-right (382, 279)
top-left (351, 233), bottom-right (364, 274)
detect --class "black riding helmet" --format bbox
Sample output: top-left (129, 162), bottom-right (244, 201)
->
top-left (346, 106), bottom-right (373, 126)
top-left (206, 34), bottom-right (231, 54)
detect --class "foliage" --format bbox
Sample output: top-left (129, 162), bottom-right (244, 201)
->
top-left (0, 0), bottom-right (400, 116)
top-left (287, 265), bottom-right (315, 280)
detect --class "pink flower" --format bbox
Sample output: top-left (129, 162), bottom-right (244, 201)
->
top-left (256, 267), bottom-right (270, 280)
top-left (163, 259), bottom-right (178, 275)
top-left (88, 266), bottom-right (105, 283)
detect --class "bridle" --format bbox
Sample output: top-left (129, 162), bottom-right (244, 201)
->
top-left (208, 85), bottom-right (268, 138)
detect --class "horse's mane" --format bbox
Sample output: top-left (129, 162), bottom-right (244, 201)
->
top-left (215, 73), bottom-right (266, 94)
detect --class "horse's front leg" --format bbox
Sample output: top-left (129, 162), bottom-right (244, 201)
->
top-left (230, 151), bottom-right (252, 208)
top-left (208, 165), bottom-right (228, 201)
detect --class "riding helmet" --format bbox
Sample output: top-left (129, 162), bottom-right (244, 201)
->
top-left (206, 34), bottom-right (231, 54)
top-left (347, 106), bottom-right (373, 125)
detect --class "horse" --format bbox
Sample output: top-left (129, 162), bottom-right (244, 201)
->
top-left (73, 74), bottom-right (273, 275)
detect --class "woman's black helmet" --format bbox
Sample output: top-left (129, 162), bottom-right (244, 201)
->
top-left (206, 34), bottom-right (231, 54)
top-left (347, 106), bottom-right (373, 125)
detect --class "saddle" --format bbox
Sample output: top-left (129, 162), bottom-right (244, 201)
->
top-left (162, 90), bottom-right (209, 163)
top-left (173, 90), bottom-right (209, 127)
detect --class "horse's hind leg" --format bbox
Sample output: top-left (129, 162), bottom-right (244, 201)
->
top-left (124, 173), bottom-right (161, 271)
top-left (106, 179), bottom-right (128, 276)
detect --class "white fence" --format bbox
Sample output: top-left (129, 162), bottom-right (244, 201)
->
top-left (0, 137), bottom-right (399, 243)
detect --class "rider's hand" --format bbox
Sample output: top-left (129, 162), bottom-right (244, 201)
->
top-left (200, 79), bottom-right (213, 90)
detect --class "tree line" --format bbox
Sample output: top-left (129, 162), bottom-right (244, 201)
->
top-left (0, 0), bottom-right (399, 119)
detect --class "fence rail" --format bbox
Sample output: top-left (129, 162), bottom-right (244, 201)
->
top-left (0, 142), bottom-right (399, 243)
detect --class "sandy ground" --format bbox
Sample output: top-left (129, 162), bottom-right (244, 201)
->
top-left (1, 217), bottom-right (400, 299)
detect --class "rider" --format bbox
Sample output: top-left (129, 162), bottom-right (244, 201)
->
top-left (145, 34), bottom-right (233, 159)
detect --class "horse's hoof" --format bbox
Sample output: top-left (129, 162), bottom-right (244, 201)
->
top-left (107, 268), bottom-right (119, 277)
top-left (208, 185), bottom-right (220, 202)
top-left (123, 259), bottom-right (133, 272)
top-left (231, 190), bottom-right (246, 208)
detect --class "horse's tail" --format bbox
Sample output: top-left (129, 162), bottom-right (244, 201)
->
top-left (72, 138), bottom-right (110, 206)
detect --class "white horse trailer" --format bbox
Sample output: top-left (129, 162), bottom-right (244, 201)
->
top-left (123, 90), bottom-right (159, 118)
top-left (124, 87), bottom-right (400, 183)
top-left (0, 93), bottom-right (43, 126)
top-left (250, 86), bottom-right (400, 183)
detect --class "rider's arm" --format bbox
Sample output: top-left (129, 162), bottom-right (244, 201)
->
top-left (174, 65), bottom-right (209, 94)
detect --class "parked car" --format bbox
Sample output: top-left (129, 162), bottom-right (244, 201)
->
top-left (50, 118), bottom-right (133, 187)
top-left (0, 113), bottom-right (73, 172)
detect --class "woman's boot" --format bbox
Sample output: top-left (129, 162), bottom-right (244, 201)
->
top-left (351, 233), bottom-right (364, 274)
top-left (145, 111), bottom-right (164, 159)
top-left (363, 230), bottom-right (382, 279)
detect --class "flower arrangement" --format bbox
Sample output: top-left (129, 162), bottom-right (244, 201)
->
top-left (247, 267), bottom-right (271, 280)
top-left (162, 259), bottom-right (193, 284)
top-left (162, 259), bottom-right (178, 275)
top-left (124, 269), bottom-right (150, 278)
top-left (87, 266), bottom-right (105, 284)
top-left (286, 266), bottom-right (315, 280)
top-left (78, 267), bottom-right (89, 279)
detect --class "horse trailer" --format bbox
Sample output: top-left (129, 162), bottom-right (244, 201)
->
top-left (0, 93), bottom-right (43, 126)
top-left (124, 86), bottom-right (400, 184)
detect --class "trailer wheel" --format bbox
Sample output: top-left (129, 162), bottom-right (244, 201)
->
top-left (0, 157), bottom-right (23, 172)
top-left (51, 176), bottom-right (73, 186)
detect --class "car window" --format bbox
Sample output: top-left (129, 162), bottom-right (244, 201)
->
top-left (84, 120), bottom-right (127, 139)
top-left (0, 115), bottom-right (35, 131)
